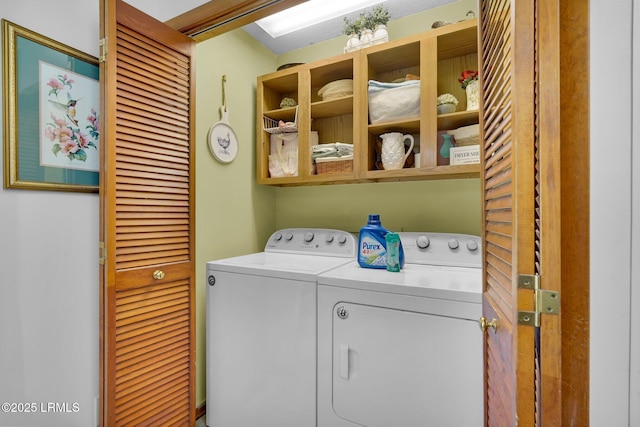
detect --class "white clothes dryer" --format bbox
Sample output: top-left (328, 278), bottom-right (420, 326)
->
top-left (205, 228), bottom-right (356, 427)
top-left (317, 232), bottom-right (483, 427)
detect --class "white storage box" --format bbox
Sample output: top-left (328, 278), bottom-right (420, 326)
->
top-left (450, 145), bottom-right (480, 165)
top-left (368, 80), bottom-right (420, 124)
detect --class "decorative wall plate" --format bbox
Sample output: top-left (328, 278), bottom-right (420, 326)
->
top-left (208, 106), bottom-right (238, 163)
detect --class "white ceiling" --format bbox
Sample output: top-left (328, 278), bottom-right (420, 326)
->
top-left (125, 0), bottom-right (453, 55)
top-left (243, 0), bottom-right (454, 55)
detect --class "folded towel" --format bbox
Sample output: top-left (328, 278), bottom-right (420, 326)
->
top-left (311, 143), bottom-right (353, 160)
top-left (312, 145), bottom-right (337, 154)
top-left (312, 150), bottom-right (339, 160)
top-left (367, 79), bottom-right (420, 92)
top-left (334, 142), bottom-right (354, 152)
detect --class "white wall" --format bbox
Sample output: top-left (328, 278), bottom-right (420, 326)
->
top-left (590, 0), bottom-right (635, 425)
top-left (631, 2), bottom-right (640, 424)
top-left (0, 2), bottom-right (100, 427)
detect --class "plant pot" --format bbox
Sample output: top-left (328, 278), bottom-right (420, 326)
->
top-left (346, 33), bottom-right (360, 50)
top-left (373, 24), bottom-right (388, 44)
top-left (465, 79), bottom-right (480, 111)
top-left (360, 29), bottom-right (374, 45)
top-left (437, 103), bottom-right (457, 114)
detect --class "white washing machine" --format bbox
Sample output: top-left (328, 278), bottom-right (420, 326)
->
top-left (317, 232), bottom-right (483, 427)
top-left (205, 228), bottom-right (356, 427)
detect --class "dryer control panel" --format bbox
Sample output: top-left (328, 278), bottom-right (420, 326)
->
top-left (399, 232), bottom-right (481, 268)
top-left (265, 228), bottom-right (357, 258)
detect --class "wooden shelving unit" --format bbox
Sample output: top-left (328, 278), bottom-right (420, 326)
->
top-left (256, 18), bottom-right (480, 186)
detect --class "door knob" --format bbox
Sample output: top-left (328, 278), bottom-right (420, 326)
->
top-left (478, 317), bottom-right (497, 333)
top-left (152, 270), bottom-right (165, 280)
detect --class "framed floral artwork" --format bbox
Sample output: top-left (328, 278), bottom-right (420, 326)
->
top-left (2, 20), bottom-right (100, 192)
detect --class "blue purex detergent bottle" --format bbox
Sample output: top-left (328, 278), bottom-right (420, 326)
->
top-left (358, 214), bottom-right (404, 269)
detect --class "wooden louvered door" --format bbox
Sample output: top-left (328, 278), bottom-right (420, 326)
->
top-left (478, 1), bottom-right (537, 424)
top-left (99, 0), bottom-right (195, 425)
top-left (479, 0), bottom-right (589, 425)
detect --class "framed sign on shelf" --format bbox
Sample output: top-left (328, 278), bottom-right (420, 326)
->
top-left (2, 20), bottom-right (100, 192)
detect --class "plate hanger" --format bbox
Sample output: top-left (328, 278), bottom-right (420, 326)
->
top-left (208, 74), bottom-right (239, 163)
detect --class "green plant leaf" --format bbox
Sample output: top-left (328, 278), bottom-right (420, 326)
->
top-left (72, 149), bottom-right (87, 162)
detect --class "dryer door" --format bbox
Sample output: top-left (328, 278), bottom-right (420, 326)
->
top-left (332, 302), bottom-right (483, 427)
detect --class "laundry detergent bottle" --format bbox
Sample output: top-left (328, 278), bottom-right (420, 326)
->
top-left (358, 214), bottom-right (404, 269)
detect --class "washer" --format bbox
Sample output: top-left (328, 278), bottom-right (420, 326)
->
top-left (206, 228), bottom-right (356, 427)
top-left (317, 232), bottom-right (483, 427)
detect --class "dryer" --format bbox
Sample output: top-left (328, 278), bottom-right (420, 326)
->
top-left (205, 228), bottom-right (356, 427)
top-left (317, 232), bottom-right (483, 427)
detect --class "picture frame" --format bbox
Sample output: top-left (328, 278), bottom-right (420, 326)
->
top-left (2, 20), bottom-right (100, 192)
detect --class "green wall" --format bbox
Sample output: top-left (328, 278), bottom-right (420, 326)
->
top-left (194, 0), bottom-right (481, 407)
top-left (274, 0), bottom-right (481, 235)
top-left (195, 29), bottom-right (277, 406)
top-left (274, 180), bottom-right (481, 234)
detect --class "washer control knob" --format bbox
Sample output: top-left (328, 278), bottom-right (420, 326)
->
top-left (285, 232), bottom-right (294, 241)
top-left (304, 232), bottom-right (315, 242)
top-left (416, 235), bottom-right (430, 249)
top-left (325, 234), bottom-right (334, 243)
top-left (337, 234), bottom-right (348, 244)
top-left (448, 238), bottom-right (460, 250)
top-left (273, 232), bottom-right (283, 241)
top-left (466, 240), bottom-right (479, 251)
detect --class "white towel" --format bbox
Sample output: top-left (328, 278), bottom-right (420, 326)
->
top-left (311, 143), bottom-right (353, 160)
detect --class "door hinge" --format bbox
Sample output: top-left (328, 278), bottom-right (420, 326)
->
top-left (98, 241), bottom-right (107, 265)
top-left (99, 38), bottom-right (107, 63)
top-left (517, 274), bottom-right (560, 327)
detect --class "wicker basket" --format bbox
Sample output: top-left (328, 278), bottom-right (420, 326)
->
top-left (315, 157), bottom-right (353, 175)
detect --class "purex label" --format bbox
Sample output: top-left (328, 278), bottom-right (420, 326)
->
top-left (358, 234), bottom-right (386, 266)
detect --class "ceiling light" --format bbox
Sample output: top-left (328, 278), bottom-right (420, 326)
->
top-left (256, 0), bottom-right (386, 38)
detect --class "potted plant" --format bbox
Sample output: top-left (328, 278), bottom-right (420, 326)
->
top-left (437, 93), bottom-right (459, 114)
top-left (347, 12), bottom-right (372, 45)
top-left (369, 5), bottom-right (390, 25)
top-left (343, 16), bottom-right (363, 50)
top-left (344, 5), bottom-right (390, 50)
top-left (367, 5), bottom-right (391, 44)
top-left (458, 69), bottom-right (479, 89)
top-left (343, 16), bottom-right (361, 36)
top-left (458, 69), bottom-right (479, 110)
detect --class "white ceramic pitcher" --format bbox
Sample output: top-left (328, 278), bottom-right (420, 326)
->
top-left (380, 132), bottom-right (414, 170)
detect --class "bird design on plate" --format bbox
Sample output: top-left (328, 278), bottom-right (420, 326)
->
top-left (217, 132), bottom-right (231, 154)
